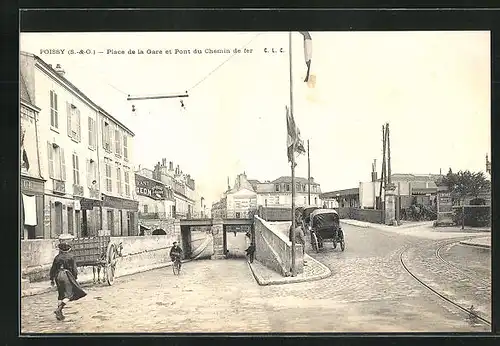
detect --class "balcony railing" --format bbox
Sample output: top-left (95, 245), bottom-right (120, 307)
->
top-left (138, 212), bottom-right (170, 220)
top-left (73, 184), bottom-right (84, 197)
top-left (53, 179), bottom-right (65, 194)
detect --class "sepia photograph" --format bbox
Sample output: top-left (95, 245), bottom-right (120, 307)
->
top-left (19, 30), bottom-right (491, 333)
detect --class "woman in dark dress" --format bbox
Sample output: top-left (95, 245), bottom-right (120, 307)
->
top-left (49, 242), bottom-right (87, 321)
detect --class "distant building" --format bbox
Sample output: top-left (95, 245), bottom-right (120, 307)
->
top-left (135, 169), bottom-right (175, 219)
top-left (250, 176), bottom-right (322, 208)
top-left (321, 188), bottom-right (360, 208)
top-left (152, 159), bottom-right (196, 219)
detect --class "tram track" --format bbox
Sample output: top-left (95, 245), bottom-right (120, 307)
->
top-left (435, 240), bottom-right (491, 289)
top-left (399, 240), bottom-right (491, 327)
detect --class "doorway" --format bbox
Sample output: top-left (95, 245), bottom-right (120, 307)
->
top-left (54, 202), bottom-right (63, 236)
top-left (75, 210), bottom-right (81, 237)
top-left (82, 210), bottom-right (89, 237)
top-left (107, 210), bottom-right (114, 235)
top-left (119, 210), bottom-right (123, 235)
top-left (67, 207), bottom-right (74, 235)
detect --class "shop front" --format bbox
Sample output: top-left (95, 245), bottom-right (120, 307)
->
top-left (102, 194), bottom-right (139, 236)
top-left (21, 175), bottom-right (45, 239)
top-left (78, 197), bottom-right (102, 237)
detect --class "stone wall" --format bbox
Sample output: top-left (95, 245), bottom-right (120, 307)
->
top-left (253, 216), bottom-right (303, 276)
top-left (21, 230), bottom-right (181, 283)
top-left (257, 206), bottom-right (292, 221)
top-left (337, 207), bottom-right (384, 224)
top-left (139, 218), bottom-right (177, 236)
top-left (211, 219), bottom-right (225, 259)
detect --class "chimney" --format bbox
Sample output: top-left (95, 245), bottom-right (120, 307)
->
top-left (54, 64), bottom-right (65, 76)
top-left (371, 159), bottom-right (378, 182)
top-left (162, 158), bottom-right (166, 166)
top-left (169, 161), bottom-right (173, 170)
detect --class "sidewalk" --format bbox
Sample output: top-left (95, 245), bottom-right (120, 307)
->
top-left (459, 236), bottom-right (491, 249)
top-left (340, 219), bottom-right (491, 240)
top-left (21, 259), bottom-right (190, 298)
top-left (247, 254), bottom-right (331, 286)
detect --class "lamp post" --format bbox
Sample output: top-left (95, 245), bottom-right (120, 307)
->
top-left (201, 197), bottom-right (205, 218)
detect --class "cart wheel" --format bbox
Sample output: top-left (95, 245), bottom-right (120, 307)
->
top-left (106, 243), bottom-right (117, 286)
top-left (311, 233), bottom-right (320, 253)
top-left (340, 240), bottom-right (345, 251)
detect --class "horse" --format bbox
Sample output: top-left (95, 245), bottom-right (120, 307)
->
top-left (92, 241), bottom-right (123, 284)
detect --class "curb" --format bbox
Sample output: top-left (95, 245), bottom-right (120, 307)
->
top-left (458, 241), bottom-right (491, 250)
top-left (247, 255), bottom-right (331, 286)
top-left (21, 259), bottom-right (191, 298)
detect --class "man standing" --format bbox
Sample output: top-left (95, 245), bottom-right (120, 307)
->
top-left (289, 221), bottom-right (306, 257)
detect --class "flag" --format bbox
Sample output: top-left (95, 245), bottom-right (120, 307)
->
top-left (286, 106), bottom-right (306, 163)
top-left (299, 31), bottom-right (312, 82)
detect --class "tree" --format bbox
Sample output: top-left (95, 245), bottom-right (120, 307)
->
top-left (442, 169), bottom-right (490, 204)
top-left (441, 168), bottom-right (491, 228)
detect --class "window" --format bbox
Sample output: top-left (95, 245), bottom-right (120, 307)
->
top-left (315, 197), bottom-right (317, 205)
top-left (275, 184), bottom-right (280, 192)
top-left (88, 117), bottom-right (96, 149)
top-left (72, 153), bottom-right (80, 185)
top-left (66, 103), bottom-right (81, 142)
top-left (123, 135), bottom-right (128, 160)
top-left (87, 159), bottom-right (97, 188)
top-left (47, 142), bottom-right (66, 181)
top-left (116, 165), bottom-right (122, 195)
top-left (286, 184), bottom-right (290, 192)
top-left (296, 183), bottom-right (300, 192)
top-left (50, 90), bottom-right (58, 129)
top-left (144, 205), bottom-right (149, 213)
top-left (103, 121), bottom-right (112, 152)
top-left (115, 129), bottom-right (121, 156)
top-left (124, 168), bottom-right (130, 196)
top-left (105, 158), bottom-right (112, 192)
top-left (265, 199), bottom-right (267, 206)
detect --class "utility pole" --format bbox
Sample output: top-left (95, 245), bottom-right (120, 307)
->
top-left (289, 31), bottom-right (297, 277)
top-left (386, 123), bottom-right (391, 185)
top-left (379, 124), bottom-right (386, 209)
top-left (308, 139), bottom-right (311, 205)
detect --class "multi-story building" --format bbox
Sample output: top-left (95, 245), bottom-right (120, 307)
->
top-left (225, 173), bottom-right (257, 218)
top-left (20, 51), bottom-right (139, 238)
top-left (152, 159), bottom-right (196, 219)
top-left (250, 176), bottom-right (322, 208)
top-left (135, 169), bottom-right (175, 219)
top-left (98, 108), bottom-right (139, 236)
top-left (20, 66), bottom-right (44, 239)
top-left (211, 197), bottom-right (227, 219)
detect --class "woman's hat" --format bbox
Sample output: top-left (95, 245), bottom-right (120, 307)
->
top-left (58, 243), bottom-right (72, 252)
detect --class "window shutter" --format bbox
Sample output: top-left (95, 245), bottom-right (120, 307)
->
top-left (67, 102), bottom-right (72, 137)
top-left (102, 119), bottom-right (106, 149)
top-left (77, 109), bottom-right (81, 142)
top-left (86, 159), bottom-right (91, 188)
top-left (75, 155), bottom-right (79, 185)
top-left (60, 147), bottom-right (66, 181)
top-left (47, 142), bottom-right (54, 178)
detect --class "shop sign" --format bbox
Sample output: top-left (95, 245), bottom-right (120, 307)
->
top-left (79, 198), bottom-right (102, 210)
top-left (102, 194), bottom-right (139, 211)
top-left (135, 174), bottom-right (166, 200)
top-left (21, 177), bottom-right (44, 194)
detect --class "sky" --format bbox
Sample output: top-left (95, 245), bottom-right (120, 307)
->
top-left (20, 31), bottom-right (491, 206)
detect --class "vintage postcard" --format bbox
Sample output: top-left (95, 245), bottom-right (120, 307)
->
top-left (20, 30), bottom-right (491, 333)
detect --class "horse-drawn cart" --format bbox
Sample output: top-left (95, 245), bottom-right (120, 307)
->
top-left (61, 235), bottom-right (123, 286)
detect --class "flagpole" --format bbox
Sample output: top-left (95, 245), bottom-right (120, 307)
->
top-left (289, 31), bottom-right (297, 277)
top-left (308, 139), bottom-right (311, 205)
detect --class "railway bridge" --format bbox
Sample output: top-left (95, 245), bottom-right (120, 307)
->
top-left (179, 218), bottom-right (254, 259)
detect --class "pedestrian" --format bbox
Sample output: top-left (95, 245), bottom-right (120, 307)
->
top-left (245, 243), bottom-right (255, 263)
top-left (49, 241), bottom-right (87, 321)
top-left (289, 222), bottom-right (307, 261)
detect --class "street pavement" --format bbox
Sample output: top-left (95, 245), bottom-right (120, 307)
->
top-left (21, 222), bottom-right (491, 333)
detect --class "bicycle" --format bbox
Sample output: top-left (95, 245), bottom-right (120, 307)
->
top-left (172, 256), bottom-right (181, 275)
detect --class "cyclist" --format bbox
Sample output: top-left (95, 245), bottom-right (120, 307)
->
top-left (169, 241), bottom-right (183, 269)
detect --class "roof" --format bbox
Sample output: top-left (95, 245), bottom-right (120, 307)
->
top-left (321, 188), bottom-right (359, 198)
top-left (20, 72), bottom-right (33, 104)
top-left (271, 176), bottom-right (318, 185)
top-left (22, 51), bottom-right (135, 136)
top-left (310, 208), bottom-right (339, 218)
top-left (381, 173), bottom-right (444, 182)
top-left (248, 179), bottom-right (261, 185)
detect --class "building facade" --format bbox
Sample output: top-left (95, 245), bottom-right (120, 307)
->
top-left (152, 159), bottom-right (197, 219)
top-left (321, 188), bottom-right (360, 208)
top-left (135, 170), bottom-right (175, 219)
top-left (20, 67), bottom-right (44, 239)
top-left (250, 176), bottom-right (322, 208)
top-left (20, 51), bottom-right (139, 239)
top-left (226, 173), bottom-right (258, 218)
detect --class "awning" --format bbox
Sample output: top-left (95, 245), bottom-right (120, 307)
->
top-left (22, 193), bottom-right (37, 226)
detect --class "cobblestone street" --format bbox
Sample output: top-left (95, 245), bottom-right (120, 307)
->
top-left (21, 224), bottom-right (491, 333)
